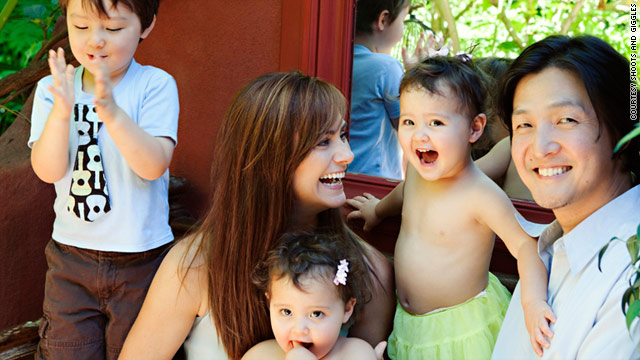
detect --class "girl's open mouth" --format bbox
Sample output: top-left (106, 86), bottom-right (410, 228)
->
top-left (417, 149), bottom-right (438, 164)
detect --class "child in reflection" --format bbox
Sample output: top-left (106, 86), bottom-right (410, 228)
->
top-left (243, 233), bottom-right (384, 360)
top-left (348, 56), bottom-right (554, 359)
top-left (349, 0), bottom-right (410, 179)
top-left (474, 57), bottom-right (533, 200)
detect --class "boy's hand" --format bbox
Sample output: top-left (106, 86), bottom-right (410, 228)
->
top-left (401, 32), bottom-right (427, 69)
top-left (285, 342), bottom-right (317, 360)
top-left (93, 60), bottom-right (123, 124)
top-left (346, 193), bottom-right (382, 232)
top-left (46, 47), bottom-right (75, 119)
top-left (523, 299), bottom-right (556, 356)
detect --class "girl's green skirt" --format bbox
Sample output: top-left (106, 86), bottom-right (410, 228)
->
top-left (388, 272), bottom-right (511, 360)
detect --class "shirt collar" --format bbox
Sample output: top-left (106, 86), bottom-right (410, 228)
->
top-left (354, 44), bottom-right (371, 54)
top-left (539, 185), bottom-right (640, 276)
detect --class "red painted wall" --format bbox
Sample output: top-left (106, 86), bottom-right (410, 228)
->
top-left (136, 0), bottom-right (283, 218)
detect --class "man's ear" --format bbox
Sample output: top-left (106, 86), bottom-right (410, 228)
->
top-left (469, 113), bottom-right (487, 143)
top-left (375, 10), bottom-right (391, 31)
top-left (342, 298), bottom-right (357, 323)
top-left (140, 15), bottom-right (156, 39)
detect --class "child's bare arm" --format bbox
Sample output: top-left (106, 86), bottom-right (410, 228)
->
top-left (31, 48), bottom-right (75, 183)
top-left (477, 185), bottom-right (555, 356)
top-left (93, 61), bottom-right (174, 180)
top-left (346, 180), bottom-right (404, 231)
top-left (474, 136), bottom-right (511, 182)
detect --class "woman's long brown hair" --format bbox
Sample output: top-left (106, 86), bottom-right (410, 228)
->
top-left (188, 72), bottom-right (371, 359)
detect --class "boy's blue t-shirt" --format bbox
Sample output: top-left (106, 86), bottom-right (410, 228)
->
top-left (29, 59), bottom-right (179, 252)
top-left (349, 44), bottom-right (403, 179)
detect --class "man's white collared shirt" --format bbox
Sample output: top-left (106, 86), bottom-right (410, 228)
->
top-left (492, 185), bottom-right (640, 360)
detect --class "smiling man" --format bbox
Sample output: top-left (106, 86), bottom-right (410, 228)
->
top-left (492, 35), bottom-right (640, 359)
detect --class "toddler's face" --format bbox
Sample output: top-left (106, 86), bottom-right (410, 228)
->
top-left (398, 85), bottom-right (483, 181)
top-left (66, 0), bottom-right (153, 83)
top-left (268, 272), bottom-right (354, 359)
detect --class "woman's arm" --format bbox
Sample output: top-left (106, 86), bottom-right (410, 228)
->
top-left (119, 240), bottom-right (206, 360)
top-left (348, 242), bottom-right (395, 347)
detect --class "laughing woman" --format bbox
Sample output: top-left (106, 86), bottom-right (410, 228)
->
top-left (119, 72), bottom-right (395, 360)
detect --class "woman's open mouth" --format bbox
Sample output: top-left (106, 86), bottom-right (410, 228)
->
top-left (319, 171), bottom-right (345, 186)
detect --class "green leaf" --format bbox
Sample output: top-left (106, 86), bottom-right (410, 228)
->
top-left (627, 235), bottom-right (640, 265)
top-left (598, 242), bottom-right (610, 272)
top-left (623, 287), bottom-right (634, 314)
top-left (633, 272), bottom-right (640, 289)
top-left (497, 41), bottom-right (519, 52)
top-left (614, 125), bottom-right (640, 153)
top-left (625, 300), bottom-right (640, 330)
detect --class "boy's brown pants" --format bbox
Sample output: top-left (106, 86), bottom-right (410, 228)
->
top-left (36, 239), bottom-right (171, 360)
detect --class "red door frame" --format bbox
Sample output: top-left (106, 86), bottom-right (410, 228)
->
top-left (279, 0), bottom-right (355, 98)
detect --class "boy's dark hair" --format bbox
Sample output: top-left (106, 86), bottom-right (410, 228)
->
top-left (400, 56), bottom-right (488, 119)
top-left (355, 0), bottom-right (409, 35)
top-left (59, 0), bottom-right (158, 31)
top-left (253, 232), bottom-right (370, 316)
top-left (498, 35), bottom-right (639, 183)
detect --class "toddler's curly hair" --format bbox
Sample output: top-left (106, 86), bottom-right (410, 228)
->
top-left (253, 232), bottom-right (371, 316)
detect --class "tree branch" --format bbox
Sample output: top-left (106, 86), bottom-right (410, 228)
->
top-left (561, 0), bottom-right (586, 35)
top-left (30, 28), bottom-right (68, 65)
top-left (0, 84), bottom-right (31, 106)
top-left (434, 0), bottom-right (460, 52)
top-left (0, 45), bottom-right (75, 99)
top-left (0, 0), bottom-right (18, 33)
top-left (455, 0), bottom-right (474, 21)
top-left (492, 0), bottom-right (525, 50)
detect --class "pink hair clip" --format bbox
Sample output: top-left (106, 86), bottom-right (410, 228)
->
top-left (333, 259), bottom-right (349, 286)
top-left (428, 47), bottom-right (450, 57)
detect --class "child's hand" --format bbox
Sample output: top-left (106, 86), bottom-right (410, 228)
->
top-left (401, 32), bottom-right (427, 69)
top-left (523, 299), bottom-right (556, 356)
top-left (285, 341), bottom-right (317, 360)
top-left (374, 341), bottom-right (387, 360)
top-left (93, 60), bottom-right (122, 124)
top-left (46, 48), bottom-right (75, 119)
top-left (346, 193), bottom-right (381, 232)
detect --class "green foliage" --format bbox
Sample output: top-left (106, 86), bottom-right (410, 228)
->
top-left (0, 0), bottom-right (60, 135)
top-left (599, 224), bottom-right (640, 331)
top-left (394, 0), bottom-right (632, 61)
